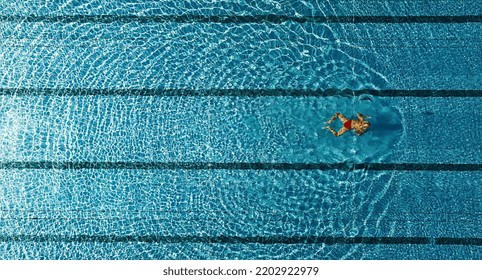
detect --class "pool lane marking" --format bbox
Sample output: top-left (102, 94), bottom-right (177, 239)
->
top-left (0, 89), bottom-right (481, 97)
top-left (0, 15), bottom-right (481, 24)
top-left (0, 235), bottom-right (481, 245)
top-left (0, 162), bottom-right (480, 171)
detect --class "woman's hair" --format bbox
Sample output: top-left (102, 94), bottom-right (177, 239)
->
top-left (356, 121), bottom-right (371, 135)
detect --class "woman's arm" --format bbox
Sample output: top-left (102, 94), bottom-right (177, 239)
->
top-left (357, 113), bottom-right (370, 121)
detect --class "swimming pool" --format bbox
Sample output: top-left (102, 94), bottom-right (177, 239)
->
top-left (0, 1), bottom-right (480, 259)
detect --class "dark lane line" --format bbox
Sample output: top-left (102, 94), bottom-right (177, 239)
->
top-left (0, 15), bottom-right (481, 24)
top-left (0, 89), bottom-right (481, 97)
top-left (1, 235), bottom-right (481, 245)
top-left (0, 162), bottom-right (480, 171)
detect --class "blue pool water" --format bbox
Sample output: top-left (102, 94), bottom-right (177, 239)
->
top-left (0, 1), bottom-right (480, 259)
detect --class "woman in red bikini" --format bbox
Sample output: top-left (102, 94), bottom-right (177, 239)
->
top-left (324, 112), bottom-right (371, 136)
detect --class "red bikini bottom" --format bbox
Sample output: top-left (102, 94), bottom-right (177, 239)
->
top-left (343, 120), bottom-right (352, 129)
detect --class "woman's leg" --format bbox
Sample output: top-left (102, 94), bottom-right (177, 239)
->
top-left (325, 126), bottom-right (348, 137)
top-left (337, 113), bottom-right (348, 123)
top-left (326, 112), bottom-right (348, 124)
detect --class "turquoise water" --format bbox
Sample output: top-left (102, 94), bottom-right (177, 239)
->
top-left (0, 1), bottom-right (480, 259)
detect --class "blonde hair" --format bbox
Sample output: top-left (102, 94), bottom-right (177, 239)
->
top-left (356, 121), bottom-right (371, 135)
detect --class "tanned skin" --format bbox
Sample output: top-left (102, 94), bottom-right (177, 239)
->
top-left (324, 113), bottom-right (371, 136)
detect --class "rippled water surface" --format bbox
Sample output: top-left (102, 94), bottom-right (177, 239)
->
top-left (0, 1), bottom-right (480, 259)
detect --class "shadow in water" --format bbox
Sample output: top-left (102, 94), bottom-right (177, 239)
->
top-left (319, 94), bottom-right (403, 163)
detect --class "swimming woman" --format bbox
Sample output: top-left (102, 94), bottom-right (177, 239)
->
top-left (324, 112), bottom-right (371, 136)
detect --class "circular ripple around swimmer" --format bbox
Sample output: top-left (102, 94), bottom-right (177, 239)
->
top-left (318, 95), bottom-right (404, 163)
